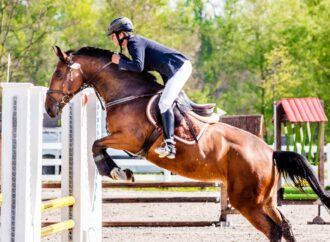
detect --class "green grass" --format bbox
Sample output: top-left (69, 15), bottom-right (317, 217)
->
top-left (283, 193), bottom-right (318, 200)
top-left (283, 187), bottom-right (315, 194)
top-left (282, 186), bottom-right (330, 200)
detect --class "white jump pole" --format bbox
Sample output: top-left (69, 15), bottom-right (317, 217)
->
top-left (61, 89), bottom-right (102, 242)
top-left (1, 83), bottom-right (44, 242)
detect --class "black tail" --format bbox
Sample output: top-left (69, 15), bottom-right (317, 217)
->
top-left (273, 151), bottom-right (330, 209)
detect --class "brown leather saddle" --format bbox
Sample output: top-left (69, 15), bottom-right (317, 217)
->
top-left (177, 91), bottom-right (216, 116)
top-left (146, 91), bottom-right (217, 144)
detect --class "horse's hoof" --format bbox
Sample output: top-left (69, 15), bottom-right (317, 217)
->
top-left (110, 167), bottom-right (135, 182)
top-left (123, 169), bottom-right (135, 182)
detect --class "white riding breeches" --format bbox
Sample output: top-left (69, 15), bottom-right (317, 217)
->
top-left (158, 60), bottom-right (192, 113)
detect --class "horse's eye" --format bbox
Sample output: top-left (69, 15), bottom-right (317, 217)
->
top-left (54, 70), bottom-right (63, 79)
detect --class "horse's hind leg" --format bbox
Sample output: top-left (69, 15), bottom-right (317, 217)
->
top-left (263, 200), bottom-right (296, 242)
top-left (237, 205), bottom-right (283, 242)
top-left (277, 209), bottom-right (296, 242)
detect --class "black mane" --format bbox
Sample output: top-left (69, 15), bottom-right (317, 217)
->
top-left (67, 46), bottom-right (157, 82)
top-left (71, 46), bottom-right (114, 59)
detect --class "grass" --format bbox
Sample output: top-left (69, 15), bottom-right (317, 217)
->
top-left (282, 186), bottom-right (330, 200)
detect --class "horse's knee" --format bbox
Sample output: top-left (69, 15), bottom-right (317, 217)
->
top-left (92, 140), bottom-right (102, 155)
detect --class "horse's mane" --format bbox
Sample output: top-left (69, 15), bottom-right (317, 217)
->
top-left (70, 46), bottom-right (113, 59)
top-left (67, 46), bottom-right (157, 83)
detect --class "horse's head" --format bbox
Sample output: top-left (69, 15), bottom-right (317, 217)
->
top-left (45, 46), bottom-right (85, 118)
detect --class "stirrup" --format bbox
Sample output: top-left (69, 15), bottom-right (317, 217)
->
top-left (155, 139), bottom-right (176, 159)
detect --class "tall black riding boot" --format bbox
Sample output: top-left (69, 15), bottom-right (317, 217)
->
top-left (155, 108), bottom-right (176, 159)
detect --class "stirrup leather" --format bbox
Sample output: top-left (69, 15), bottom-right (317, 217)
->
top-left (155, 139), bottom-right (176, 159)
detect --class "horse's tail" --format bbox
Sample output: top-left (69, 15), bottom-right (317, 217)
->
top-left (273, 151), bottom-right (330, 209)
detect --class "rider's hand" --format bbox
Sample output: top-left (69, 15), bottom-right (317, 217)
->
top-left (112, 53), bottom-right (120, 64)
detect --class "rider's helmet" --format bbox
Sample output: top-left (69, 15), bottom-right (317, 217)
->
top-left (107, 17), bottom-right (134, 35)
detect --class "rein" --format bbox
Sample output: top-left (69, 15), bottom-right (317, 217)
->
top-left (105, 93), bottom-right (155, 109)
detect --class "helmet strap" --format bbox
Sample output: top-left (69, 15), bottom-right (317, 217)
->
top-left (115, 32), bottom-right (129, 54)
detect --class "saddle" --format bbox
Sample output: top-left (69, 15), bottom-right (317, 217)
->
top-left (146, 91), bottom-right (219, 145)
top-left (177, 91), bottom-right (216, 116)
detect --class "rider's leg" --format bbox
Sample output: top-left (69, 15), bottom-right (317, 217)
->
top-left (155, 108), bottom-right (176, 158)
top-left (156, 60), bottom-right (192, 159)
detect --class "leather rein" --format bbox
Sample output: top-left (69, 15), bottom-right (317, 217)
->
top-left (47, 54), bottom-right (153, 111)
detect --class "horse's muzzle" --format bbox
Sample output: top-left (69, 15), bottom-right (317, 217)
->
top-left (45, 97), bottom-right (62, 118)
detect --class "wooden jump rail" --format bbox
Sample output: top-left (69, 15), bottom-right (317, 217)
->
top-left (103, 196), bottom-right (220, 203)
top-left (102, 181), bottom-right (219, 188)
top-left (43, 221), bottom-right (219, 228)
top-left (42, 181), bottom-right (219, 189)
top-left (41, 196), bottom-right (75, 212)
top-left (41, 220), bottom-right (75, 238)
top-left (42, 196), bottom-right (219, 204)
top-left (40, 196), bottom-right (76, 237)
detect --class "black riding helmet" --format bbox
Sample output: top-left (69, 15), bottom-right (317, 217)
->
top-left (107, 17), bottom-right (134, 53)
top-left (107, 17), bottom-right (134, 35)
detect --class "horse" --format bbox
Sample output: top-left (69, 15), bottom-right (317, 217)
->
top-left (45, 46), bottom-right (330, 242)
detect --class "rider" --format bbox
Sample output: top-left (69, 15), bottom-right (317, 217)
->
top-left (107, 16), bottom-right (192, 159)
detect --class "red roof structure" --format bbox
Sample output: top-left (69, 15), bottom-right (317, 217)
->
top-left (277, 98), bottom-right (328, 123)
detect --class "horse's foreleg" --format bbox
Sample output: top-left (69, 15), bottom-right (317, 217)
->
top-left (92, 134), bottom-right (134, 182)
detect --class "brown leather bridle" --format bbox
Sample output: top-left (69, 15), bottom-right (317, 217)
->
top-left (46, 54), bottom-right (111, 113)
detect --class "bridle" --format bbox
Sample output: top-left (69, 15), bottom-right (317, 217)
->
top-left (46, 54), bottom-right (111, 112)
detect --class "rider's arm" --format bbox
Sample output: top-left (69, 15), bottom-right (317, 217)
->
top-left (118, 39), bottom-right (145, 72)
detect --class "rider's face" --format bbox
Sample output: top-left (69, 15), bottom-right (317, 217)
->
top-left (111, 33), bottom-right (119, 46)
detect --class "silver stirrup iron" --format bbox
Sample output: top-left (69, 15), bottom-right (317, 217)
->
top-left (155, 139), bottom-right (176, 159)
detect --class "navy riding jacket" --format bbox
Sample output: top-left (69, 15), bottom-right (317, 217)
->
top-left (118, 35), bottom-right (189, 82)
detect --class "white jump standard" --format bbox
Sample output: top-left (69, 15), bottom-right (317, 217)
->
top-left (0, 83), bottom-right (102, 242)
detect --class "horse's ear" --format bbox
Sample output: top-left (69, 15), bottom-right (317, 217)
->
top-left (52, 45), bottom-right (68, 62)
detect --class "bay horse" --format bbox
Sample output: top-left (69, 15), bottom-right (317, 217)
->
top-left (45, 46), bottom-right (330, 242)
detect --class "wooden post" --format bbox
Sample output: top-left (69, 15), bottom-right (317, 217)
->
top-left (326, 143), bottom-right (330, 187)
top-left (274, 101), bottom-right (283, 206)
top-left (318, 122), bottom-right (325, 187)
